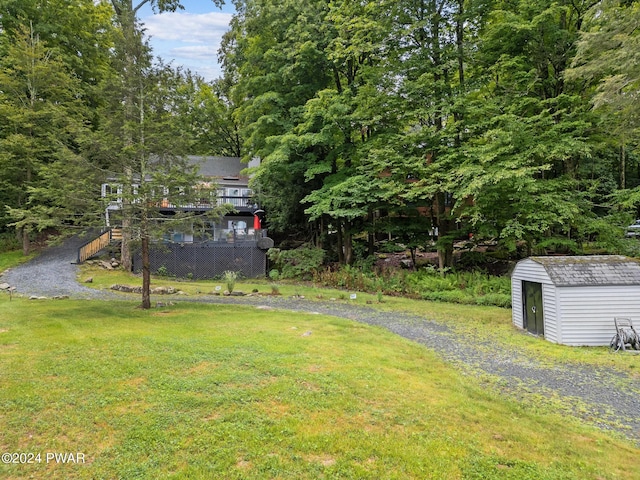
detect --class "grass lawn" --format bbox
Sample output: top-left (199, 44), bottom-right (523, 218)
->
top-left (0, 250), bottom-right (35, 273)
top-left (79, 264), bottom-right (640, 376)
top-left (1, 296), bottom-right (639, 479)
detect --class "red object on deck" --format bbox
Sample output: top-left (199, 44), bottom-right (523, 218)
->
top-left (253, 215), bottom-right (261, 230)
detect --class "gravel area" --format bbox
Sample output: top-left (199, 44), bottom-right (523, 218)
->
top-left (2, 238), bottom-right (640, 444)
top-left (0, 235), bottom-right (118, 300)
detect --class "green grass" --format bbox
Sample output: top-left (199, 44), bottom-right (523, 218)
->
top-left (1, 296), bottom-right (639, 479)
top-left (0, 250), bottom-right (35, 273)
top-left (79, 264), bottom-right (640, 376)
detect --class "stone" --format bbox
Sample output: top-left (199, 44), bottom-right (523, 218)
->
top-left (0, 283), bottom-right (10, 290)
top-left (110, 284), bottom-right (142, 294)
top-left (400, 259), bottom-right (413, 269)
top-left (53, 295), bottom-right (69, 300)
top-left (84, 277), bottom-right (93, 283)
top-left (100, 261), bottom-right (113, 270)
top-left (29, 296), bottom-right (48, 300)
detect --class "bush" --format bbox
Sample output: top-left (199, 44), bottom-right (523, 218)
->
top-left (268, 245), bottom-right (325, 279)
top-left (0, 232), bottom-right (21, 252)
top-left (315, 264), bottom-right (512, 308)
top-left (223, 270), bottom-right (238, 293)
top-left (476, 293), bottom-right (512, 308)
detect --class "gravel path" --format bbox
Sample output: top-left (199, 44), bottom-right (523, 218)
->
top-left (0, 235), bottom-right (118, 300)
top-left (2, 238), bottom-right (640, 444)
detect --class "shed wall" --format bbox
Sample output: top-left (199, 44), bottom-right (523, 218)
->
top-left (511, 260), bottom-right (556, 332)
top-left (541, 284), bottom-right (559, 344)
top-left (556, 286), bottom-right (640, 346)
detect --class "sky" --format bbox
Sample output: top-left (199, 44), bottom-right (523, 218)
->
top-left (137, 0), bottom-right (235, 82)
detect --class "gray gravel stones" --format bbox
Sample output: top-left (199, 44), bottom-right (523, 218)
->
top-left (1, 235), bottom-right (118, 300)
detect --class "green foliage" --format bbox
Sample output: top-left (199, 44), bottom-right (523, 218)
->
top-left (0, 233), bottom-right (21, 253)
top-left (267, 245), bottom-right (325, 279)
top-left (313, 264), bottom-right (512, 308)
top-left (223, 270), bottom-right (238, 293)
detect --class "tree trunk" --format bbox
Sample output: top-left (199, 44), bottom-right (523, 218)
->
top-left (336, 221), bottom-right (345, 264)
top-left (21, 227), bottom-right (30, 256)
top-left (343, 225), bottom-right (354, 265)
top-left (141, 234), bottom-right (151, 309)
top-left (620, 143), bottom-right (626, 189)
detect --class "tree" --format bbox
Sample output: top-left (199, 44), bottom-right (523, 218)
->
top-left (0, 24), bottom-right (98, 254)
top-left (447, 0), bottom-right (597, 255)
top-left (0, 0), bottom-right (113, 240)
top-left (106, 0), bottom-right (224, 273)
top-left (176, 75), bottom-right (242, 157)
top-left (568, 0), bottom-right (640, 190)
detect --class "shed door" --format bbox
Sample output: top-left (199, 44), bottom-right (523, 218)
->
top-left (523, 281), bottom-right (544, 336)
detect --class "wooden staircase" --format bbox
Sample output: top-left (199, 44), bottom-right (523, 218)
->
top-left (77, 228), bottom-right (122, 263)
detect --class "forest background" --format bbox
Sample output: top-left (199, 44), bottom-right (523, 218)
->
top-left (1, 0), bottom-right (640, 279)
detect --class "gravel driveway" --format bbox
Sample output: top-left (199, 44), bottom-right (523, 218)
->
top-left (0, 235), bottom-right (117, 300)
top-left (2, 238), bottom-right (640, 445)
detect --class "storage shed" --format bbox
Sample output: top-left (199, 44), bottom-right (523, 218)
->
top-left (511, 255), bottom-right (640, 346)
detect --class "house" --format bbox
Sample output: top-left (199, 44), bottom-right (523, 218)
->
top-left (92, 155), bottom-right (273, 278)
top-left (511, 255), bottom-right (640, 346)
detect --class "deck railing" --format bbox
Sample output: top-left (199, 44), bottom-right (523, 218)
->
top-left (77, 229), bottom-right (113, 263)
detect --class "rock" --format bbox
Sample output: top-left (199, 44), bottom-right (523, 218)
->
top-left (301, 331), bottom-right (312, 337)
top-left (230, 291), bottom-right (245, 296)
top-left (400, 259), bottom-right (413, 269)
top-left (29, 296), bottom-right (48, 300)
top-left (53, 295), bottom-right (69, 300)
top-left (0, 283), bottom-right (10, 290)
top-left (100, 261), bottom-right (113, 270)
top-left (110, 284), bottom-right (142, 294)
top-left (111, 261), bottom-right (120, 268)
top-left (84, 277), bottom-right (93, 283)
top-left (151, 286), bottom-right (177, 295)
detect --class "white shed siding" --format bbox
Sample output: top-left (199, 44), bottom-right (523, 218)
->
top-left (511, 260), bottom-right (555, 331)
top-left (556, 286), bottom-right (640, 346)
top-left (541, 284), bottom-right (559, 344)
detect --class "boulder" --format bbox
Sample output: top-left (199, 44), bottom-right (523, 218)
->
top-left (0, 283), bottom-right (10, 290)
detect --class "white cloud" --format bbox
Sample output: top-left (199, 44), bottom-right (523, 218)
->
top-left (142, 12), bottom-right (232, 43)
top-left (140, 11), bottom-right (233, 81)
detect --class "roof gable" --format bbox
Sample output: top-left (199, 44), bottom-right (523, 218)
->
top-left (529, 255), bottom-right (640, 286)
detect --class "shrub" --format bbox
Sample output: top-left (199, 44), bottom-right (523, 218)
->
top-left (476, 293), bottom-right (512, 308)
top-left (268, 245), bottom-right (325, 279)
top-left (223, 270), bottom-right (238, 293)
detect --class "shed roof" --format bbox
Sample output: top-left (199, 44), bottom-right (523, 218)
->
top-left (528, 255), bottom-right (640, 286)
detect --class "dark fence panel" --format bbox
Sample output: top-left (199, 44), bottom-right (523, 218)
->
top-left (133, 241), bottom-right (266, 279)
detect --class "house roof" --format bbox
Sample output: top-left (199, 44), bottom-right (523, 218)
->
top-left (529, 255), bottom-right (640, 286)
top-left (186, 156), bottom-right (258, 180)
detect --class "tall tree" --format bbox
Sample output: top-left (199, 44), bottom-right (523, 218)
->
top-left (449, 0), bottom-right (596, 255)
top-left (568, 0), bottom-right (640, 190)
top-left (0, 24), bottom-right (98, 253)
top-left (107, 0), bottom-right (224, 273)
top-left (0, 0), bottom-right (113, 238)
